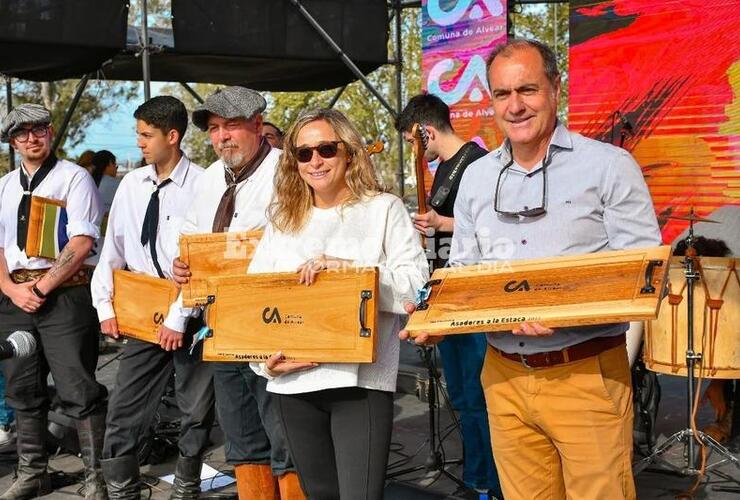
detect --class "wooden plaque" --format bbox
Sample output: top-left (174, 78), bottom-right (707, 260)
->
top-left (179, 230), bottom-right (263, 307)
top-left (405, 246), bottom-right (672, 337)
top-left (202, 268), bottom-right (379, 363)
top-left (113, 270), bottom-right (179, 343)
top-left (26, 196), bottom-right (68, 259)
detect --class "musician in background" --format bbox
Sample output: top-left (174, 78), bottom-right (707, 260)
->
top-left (395, 94), bottom-right (502, 499)
top-left (251, 108), bottom-right (428, 499)
top-left (167, 86), bottom-right (303, 499)
top-left (262, 121), bottom-right (284, 149)
top-left (0, 103), bottom-right (107, 499)
top-left (403, 39), bottom-right (661, 499)
top-left (90, 96), bottom-right (215, 499)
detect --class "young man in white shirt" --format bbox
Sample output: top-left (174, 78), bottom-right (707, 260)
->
top-left (0, 103), bottom-right (107, 500)
top-left (90, 96), bottom-right (214, 499)
top-left (167, 86), bottom-right (303, 499)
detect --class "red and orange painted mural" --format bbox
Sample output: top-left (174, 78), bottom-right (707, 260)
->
top-left (569, 0), bottom-right (740, 244)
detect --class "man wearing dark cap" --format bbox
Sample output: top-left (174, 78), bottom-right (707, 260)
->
top-left (0, 103), bottom-right (108, 499)
top-left (166, 86), bottom-right (304, 499)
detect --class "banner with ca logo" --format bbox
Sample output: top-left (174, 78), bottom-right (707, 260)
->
top-left (422, 0), bottom-right (507, 154)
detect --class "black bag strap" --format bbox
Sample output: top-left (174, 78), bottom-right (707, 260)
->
top-left (430, 143), bottom-right (475, 209)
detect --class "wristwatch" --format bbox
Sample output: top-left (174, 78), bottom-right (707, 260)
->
top-left (31, 284), bottom-right (47, 299)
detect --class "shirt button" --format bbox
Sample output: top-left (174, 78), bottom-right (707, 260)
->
top-left (521, 239), bottom-right (527, 245)
top-left (519, 342), bottom-right (525, 347)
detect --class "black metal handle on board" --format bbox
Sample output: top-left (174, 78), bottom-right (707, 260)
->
top-left (359, 290), bottom-right (372, 337)
top-left (640, 260), bottom-right (663, 294)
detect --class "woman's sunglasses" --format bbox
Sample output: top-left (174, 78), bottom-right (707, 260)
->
top-left (295, 141), bottom-right (343, 163)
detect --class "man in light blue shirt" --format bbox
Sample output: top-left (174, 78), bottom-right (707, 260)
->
top-left (403, 39), bottom-right (660, 499)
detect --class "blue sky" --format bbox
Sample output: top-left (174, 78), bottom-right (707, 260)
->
top-left (68, 82), bottom-right (167, 166)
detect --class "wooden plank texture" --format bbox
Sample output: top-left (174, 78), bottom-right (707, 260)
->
top-left (406, 246), bottom-right (672, 336)
top-left (113, 270), bottom-right (179, 343)
top-left (179, 230), bottom-right (262, 307)
top-left (203, 268), bottom-right (378, 363)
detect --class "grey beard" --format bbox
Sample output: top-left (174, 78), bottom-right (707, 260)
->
top-left (220, 151), bottom-right (245, 170)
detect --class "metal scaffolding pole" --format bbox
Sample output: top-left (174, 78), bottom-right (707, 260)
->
top-left (52, 75), bottom-right (90, 153)
top-left (289, 0), bottom-right (397, 118)
top-left (5, 77), bottom-right (14, 171)
top-left (394, 0), bottom-right (405, 196)
top-left (142, 0), bottom-right (151, 100)
top-left (179, 82), bottom-right (204, 104)
top-left (328, 86), bottom-right (347, 108)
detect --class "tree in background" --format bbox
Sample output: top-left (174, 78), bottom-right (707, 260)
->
top-left (0, 79), bottom-right (138, 174)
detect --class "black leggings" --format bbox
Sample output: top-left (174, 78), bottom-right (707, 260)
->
top-left (275, 387), bottom-right (394, 500)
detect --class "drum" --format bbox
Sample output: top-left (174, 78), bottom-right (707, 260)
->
top-left (645, 257), bottom-right (739, 378)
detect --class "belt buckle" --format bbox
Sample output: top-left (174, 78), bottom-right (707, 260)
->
top-left (519, 353), bottom-right (533, 369)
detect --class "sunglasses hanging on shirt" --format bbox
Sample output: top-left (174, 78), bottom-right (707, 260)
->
top-left (493, 148), bottom-right (552, 218)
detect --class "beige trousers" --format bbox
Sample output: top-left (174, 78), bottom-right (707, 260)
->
top-left (481, 344), bottom-right (637, 500)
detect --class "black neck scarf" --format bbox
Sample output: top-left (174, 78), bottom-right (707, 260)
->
top-left (141, 178), bottom-right (173, 278)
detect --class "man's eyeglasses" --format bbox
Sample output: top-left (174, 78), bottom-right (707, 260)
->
top-left (11, 125), bottom-right (49, 143)
top-left (295, 141), bottom-right (343, 163)
top-left (493, 157), bottom-right (548, 218)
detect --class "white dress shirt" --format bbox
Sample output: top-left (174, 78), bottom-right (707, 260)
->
top-left (248, 193), bottom-right (429, 395)
top-left (0, 158), bottom-right (102, 272)
top-left (163, 147), bottom-right (281, 332)
top-left (91, 156), bottom-right (204, 322)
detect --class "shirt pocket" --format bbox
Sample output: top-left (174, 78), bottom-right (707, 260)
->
top-left (162, 215), bottom-right (186, 257)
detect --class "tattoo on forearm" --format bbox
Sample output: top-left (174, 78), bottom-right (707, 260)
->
top-left (47, 247), bottom-right (76, 279)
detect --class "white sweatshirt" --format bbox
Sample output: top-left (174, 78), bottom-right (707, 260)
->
top-left (249, 193), bottom-right (429, 394)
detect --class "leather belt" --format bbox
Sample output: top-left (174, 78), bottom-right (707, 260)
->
top-left (491, 333), bottom-right (626, 369)
top-left (10, 268), bottom-right (89, 288)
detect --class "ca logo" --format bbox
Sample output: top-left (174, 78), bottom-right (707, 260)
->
top-left (427, 0), bottom-right (504, 26)
top-left (504, 280), bottom-right (530, 292)
top-left (262, 307), bottom-right (282, 324)
top-left (427, 55), bottom-right (490, 105)
top-left (153, 312), bottom-right (165, 325)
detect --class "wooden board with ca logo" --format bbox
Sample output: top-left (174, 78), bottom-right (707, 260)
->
top-left (201, 268), bottom-right (379, 363)
top-left (405, 246), bottom-right (672, 337)
top-left (112, 270), bottom-right (180, 343)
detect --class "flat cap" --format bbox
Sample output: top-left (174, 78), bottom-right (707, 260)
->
top-left (1, 103), bottom-right (51, 143)
top-left (192, 86), bottom-right (266, 131)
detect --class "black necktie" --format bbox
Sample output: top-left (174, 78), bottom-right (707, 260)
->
top-left (17, 154), bottom-right (57, 252)
top-left (141, 178), bottom-right (172, 278)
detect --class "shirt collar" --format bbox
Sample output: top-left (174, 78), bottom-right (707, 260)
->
top-left (494, 121), bottom-right (573, 170)
top-left (142, 152), bottom-right (190, 187)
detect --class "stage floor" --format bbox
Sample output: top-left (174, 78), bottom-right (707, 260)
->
top-left (0, 341), bottom-right (737, 499)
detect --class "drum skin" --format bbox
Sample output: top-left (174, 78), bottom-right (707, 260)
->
top-left (645, 257), bottom-right (739, 379)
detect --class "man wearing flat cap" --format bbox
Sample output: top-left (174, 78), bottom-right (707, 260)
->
top-left (166, 86), bottom-right (304, 499)
top-left (0, 103), bottom-right (108, 499)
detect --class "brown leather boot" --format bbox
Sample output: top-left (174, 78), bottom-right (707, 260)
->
top-left (277, 472), bottom-right (306, 500)
top-left (234, 464), bottom-right (278, 500)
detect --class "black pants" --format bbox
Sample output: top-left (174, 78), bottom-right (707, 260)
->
top-left (103, 320), bottom-right (215, 459)
top-left (213, 362), bottom-right (294, 474)
top-left (0, 285), bottom-right (106, 419)
top-left (275, 387), bottom-right (394, 500)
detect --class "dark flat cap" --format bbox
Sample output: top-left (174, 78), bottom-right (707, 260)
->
top-left (1, 103), bottom-right (51, 143)
top-left (192, 86), bottom-right (266, 131)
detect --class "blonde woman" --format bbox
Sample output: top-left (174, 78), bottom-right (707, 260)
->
top-left (250, 109), bottom-right (428, 499)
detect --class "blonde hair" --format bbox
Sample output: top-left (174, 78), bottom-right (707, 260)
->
top-left (270, 108), bottom-right (384, 233)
